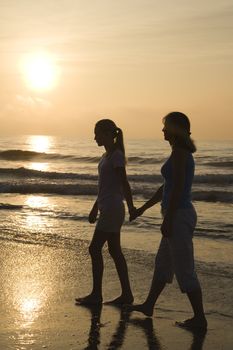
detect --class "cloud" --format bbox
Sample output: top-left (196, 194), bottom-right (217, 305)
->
top-left (2, 95), bottom-right (52, 118)
top-left (15, 95), bottom-right (52, 109)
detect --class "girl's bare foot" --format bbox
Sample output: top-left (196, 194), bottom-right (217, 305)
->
top-left (176, 316), bottom-right (207, 331)
top-left (75, 294), bottom-right (103, 305)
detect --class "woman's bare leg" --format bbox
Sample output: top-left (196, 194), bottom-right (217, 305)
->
top-left (183, 287), bottom-right (207, 329)
top-left (130, 269), bottom-right (166, 316)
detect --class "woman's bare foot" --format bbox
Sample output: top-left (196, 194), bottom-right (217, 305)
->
top-left (176, 316), bottom-right (207, 331)
top-left (105, 294), bottom-right (134, 305)
top-left (127, 303), bottom-right (153, 317)
top-left (75, 294), bottom-right (103, 305)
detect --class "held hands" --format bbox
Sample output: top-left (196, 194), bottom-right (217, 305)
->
top-left (129, 206), bottom-right (144, 222)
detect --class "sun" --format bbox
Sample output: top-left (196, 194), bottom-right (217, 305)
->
top-left (21, 52), bottom-right (59, 91)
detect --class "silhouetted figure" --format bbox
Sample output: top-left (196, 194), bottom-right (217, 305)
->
top-left (76, 119), bottom-right (135, 306)
top-left (129, 112), bottom-right (207, 331)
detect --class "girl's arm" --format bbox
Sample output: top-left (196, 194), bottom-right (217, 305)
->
top-left (161, 148), bottom-right (187, 236)
top-left (115, 167), bottom-right (135, 215)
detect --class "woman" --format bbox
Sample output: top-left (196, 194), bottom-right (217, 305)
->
top-left (130, 112), bottom-right (207, 330)
top-left (76, 119), bottom-right (135, 305)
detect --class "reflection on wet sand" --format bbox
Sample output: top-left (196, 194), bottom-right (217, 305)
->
top-left (79, 304), bottom-right (207, 350)
top-left (19, 297), bottom-right (42, 327)
top-left (79, 305), bottom-right (103, 349)
top-left (107, 306), bottom-right (131, 349)
top-left (1, 243), bottom-right (56, 348)
top-left (184, 328), bottom-right (207, 350)
top-left (10, 259), bottom-right (50, 331)
top-left (79, 304), bottom-right (162, 350)
top-left (129, 317), bottom-right (162, 350)
top-left (0, 240), bottom-right (209, 349)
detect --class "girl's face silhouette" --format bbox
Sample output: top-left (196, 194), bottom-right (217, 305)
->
top-left (94, 126), bottom-right (112, 147)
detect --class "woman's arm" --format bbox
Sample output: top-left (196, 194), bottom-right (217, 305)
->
top-left (161, 147), bottom-right (187, 236)
top-left (129, 185), bottom-right (163, 221)
top-left (88, 199), bottom-right (98, 223)
top-left (139, 185), bottom-right (164, 213)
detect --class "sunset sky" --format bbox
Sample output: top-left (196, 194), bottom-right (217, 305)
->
top-left (1, 0), bottom-right (232, 140)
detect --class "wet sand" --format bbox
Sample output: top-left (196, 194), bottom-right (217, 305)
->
top-left (0, 240), bottom-right (232, 349)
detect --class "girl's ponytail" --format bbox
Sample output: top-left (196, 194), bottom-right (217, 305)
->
top-left (95, 119), bottom-right (126, 159)
top-left (115, 127), bottom-right (125, 156)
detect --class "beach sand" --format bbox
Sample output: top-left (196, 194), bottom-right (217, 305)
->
top-left (0, 239), bottom-right (232, 350)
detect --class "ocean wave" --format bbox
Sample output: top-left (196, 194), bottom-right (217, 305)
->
top-left (0, 167), bottom-right (98, 180)
top-left (0, 149), bottom-right (100, 162)
top-left (127, 156), bottom-right (163, 164)
top-left (0, 150), bottom-right (61, 161)
top-left (204, 161), bottom-right (233, 168)
top-left (192, 191), bottom-right (233, 203)
top-left (0, 183), bottom-right (97, 195)
top-left (0, 181), bottom-right (232, 203)
top-left (195, 228), bottom-right (233, 240)
top-left (194, 174), bottom-right (233, 184)
top-left (0, 203), bottom-right (23, 210)
top-left (1, 149), bottom-right (232, 170)
top-left (1, 204), bottom-right (232, 243)
top-left (0, 150), bottom-right (163, 164)
top-left (0, 167), bottom-right (233, 185)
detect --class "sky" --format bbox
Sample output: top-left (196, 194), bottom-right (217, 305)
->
top-left (0, 0), bottom-right (233, 140)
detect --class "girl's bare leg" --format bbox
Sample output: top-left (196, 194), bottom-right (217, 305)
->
top-left (76, 230), bottom-right (107, 304)
top-left (106, 232), bottom-right (134, 304)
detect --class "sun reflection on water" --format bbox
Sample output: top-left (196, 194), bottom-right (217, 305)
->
top-left (27, 135), bottom-right (53, 154)
top-left (26, 135), bottom-right (53, 172)
top-left (25, 195), bottom-right (50, 209)
top-left (29, 162), bottom-right (49, 172)
top-left (25, 214), bottom-right (45, 230)
top-left (24, 196), bottom-right (53, 231)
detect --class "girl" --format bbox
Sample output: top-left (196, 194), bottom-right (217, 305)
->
top-left (130, 112), bottom-right (207, 330)
top-left (76, 119), bottom-right (135, 305)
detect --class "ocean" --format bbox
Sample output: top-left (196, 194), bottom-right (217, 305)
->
top-left (0, 135), bottom-right (232, 270)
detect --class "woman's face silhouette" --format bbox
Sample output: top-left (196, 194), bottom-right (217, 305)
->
top-left (162, 123), bottom-right (173, 142)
